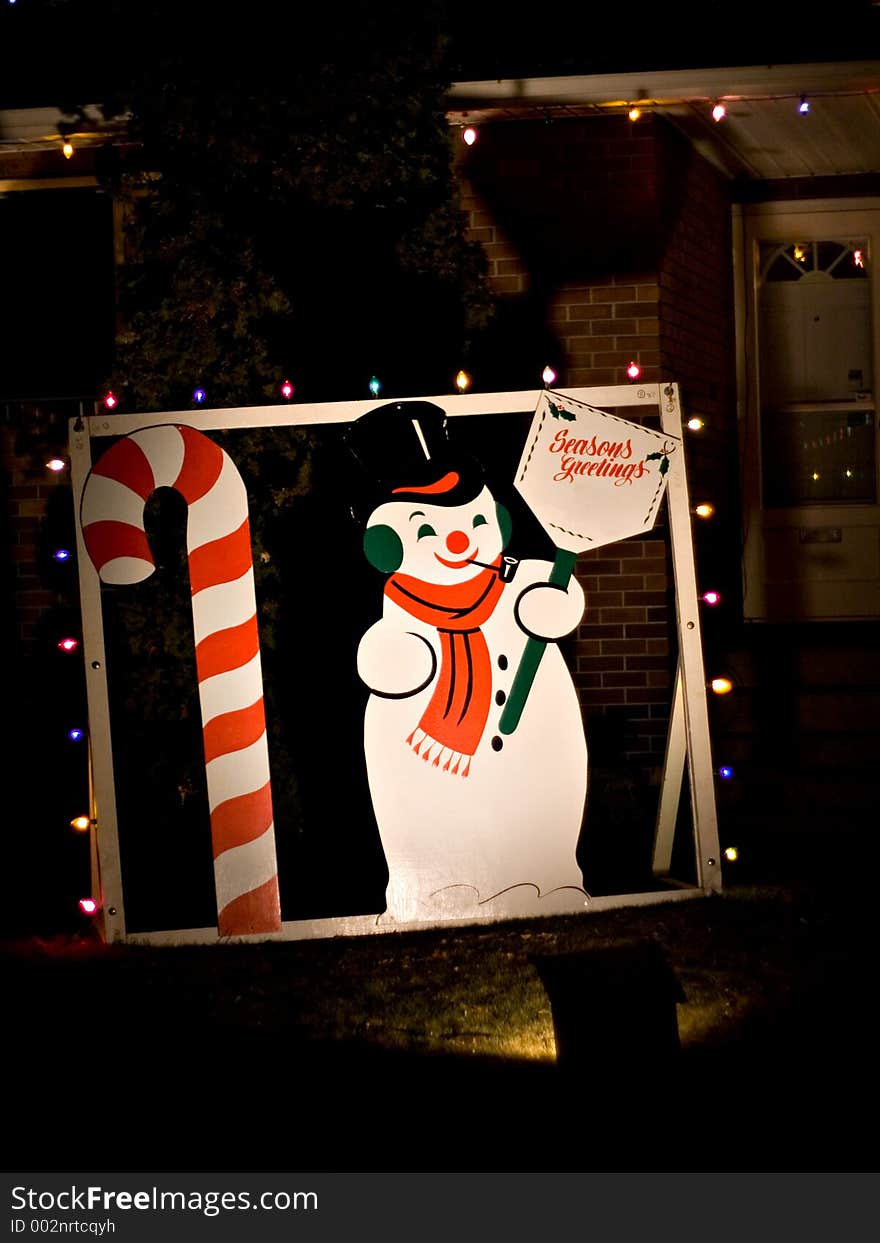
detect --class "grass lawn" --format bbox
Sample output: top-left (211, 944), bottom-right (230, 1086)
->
top-left (3, 862), bottom-right (875, 1174)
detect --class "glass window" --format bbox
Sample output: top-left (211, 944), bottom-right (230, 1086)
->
top-left (758, 236), bottom-right (874, 506)
top-left (761, 403), bottom-right (876, 507)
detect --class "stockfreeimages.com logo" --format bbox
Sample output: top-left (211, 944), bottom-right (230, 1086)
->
top-left (11, 1185), bottom-right (318, 1220)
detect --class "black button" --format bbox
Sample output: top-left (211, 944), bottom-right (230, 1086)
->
top-left (498, 654), bottom-right (508, 670)
top-left (495, 690), bottom-right (506, 706)
top-left (491, 735), bottom-right (503, 751)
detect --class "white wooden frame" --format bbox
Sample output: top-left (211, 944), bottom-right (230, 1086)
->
top-left (70, 383), bottom-right (721, 945)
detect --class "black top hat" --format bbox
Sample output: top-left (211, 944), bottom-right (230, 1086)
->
top-left (346, 400), bottom-right (486, 514)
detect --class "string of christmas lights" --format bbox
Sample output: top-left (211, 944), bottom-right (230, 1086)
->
top-left (49, 360), bottom-right (739, 923)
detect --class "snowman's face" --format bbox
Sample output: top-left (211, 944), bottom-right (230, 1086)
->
top-left (368, 485), bottom-right (504, 585)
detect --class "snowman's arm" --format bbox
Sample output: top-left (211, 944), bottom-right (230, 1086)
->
top-left (513, 574), bottom-right (585, 641)
top-left (356, 618), bottom-right (438, 697)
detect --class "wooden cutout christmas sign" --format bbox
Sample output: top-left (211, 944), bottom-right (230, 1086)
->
top-left (501, 391), bottom-right (680, 734)
top-left (350, 400), bottom-right (590, 924)
top-left (72, 386), bottom-right (715, 946)
top-left (79, 424), bottom-right (281, 938)
top-left (516, 390), bottom-right (679, 552)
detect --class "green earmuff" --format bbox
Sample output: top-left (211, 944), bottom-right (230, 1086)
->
top-left (496, 502), bottom-right (513, 550)
top-left (363, 524), bottom-right (404, 574)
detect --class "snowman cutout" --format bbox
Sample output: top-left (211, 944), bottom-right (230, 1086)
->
top-left (348, 401), bottom-right (589, 924)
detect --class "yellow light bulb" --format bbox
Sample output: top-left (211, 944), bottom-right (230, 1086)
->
top-left (710, 677), bottom-right (733, 695)
top-left (687, 417), bottom-right (704, 431)
top-left (62, 141), bottom-right (74, 159)
top-left (455, 369), bottom-right (471, 392)
top-left (70, 815), bottom-right (90, 832)
top-left (724, 846), bottom-right (739, 862)
top-left (695, 503), bottom-right (715, 518)
top-left (628, 106), bottom-right (641, 122)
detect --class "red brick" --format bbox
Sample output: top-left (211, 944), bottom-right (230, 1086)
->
top-left (626, 655), bottom-right (670, 670)
top-left (591, 318), bottom-right (636, 335)
top-left (489, 275), bottom-right (524, 295)
top-left (587, 591), bottom-right (624, 609)
top-left (592, 286), bottom-right (636, 302)
top-left (647, 670), bottom-right (671, 687)
top-left (603, 671), bottom-right (649, 687)
top-left (578, 688), bottom-right (627, 705)
top-left (565, 304), bottom-right (606, 320)
top-left (645, 574), bottom-right (667, 591)
top-left (578, 624), bottom-right (628, 640)
top-left (579, 655), bottom-right (625, 672)
top-left (483, 242), bottom-right (522, 262)
top-left (599, 607), bottom-right (647, 624)
top-left (625, 687), bottom-right (668, 703)
top-left (602, 638), bottom-right (647, 655)
top-left (599, 575), bottom-right (645, 592)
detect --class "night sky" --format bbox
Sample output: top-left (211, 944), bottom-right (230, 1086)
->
top-left (1, 0), bottom-right (878, 109)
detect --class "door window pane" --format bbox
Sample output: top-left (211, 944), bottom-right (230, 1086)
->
top-left (761, 404), bottom-right (876, 506)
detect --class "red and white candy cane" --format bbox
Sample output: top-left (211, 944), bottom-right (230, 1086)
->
top-left (80, 424), bottom-right (281, 937)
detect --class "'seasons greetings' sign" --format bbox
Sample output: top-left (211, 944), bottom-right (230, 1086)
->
top-left (516, 391), bottom-right (680, 553)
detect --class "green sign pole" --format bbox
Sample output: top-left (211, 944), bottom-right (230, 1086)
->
top-left (498, 546), bottom-right (578, 735)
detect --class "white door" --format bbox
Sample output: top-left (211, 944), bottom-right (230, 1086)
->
top-left (737, 199), bottom-right (880, 620)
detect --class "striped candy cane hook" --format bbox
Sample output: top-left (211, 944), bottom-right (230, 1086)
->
top-left (80, 424), bottom-right (282, 937)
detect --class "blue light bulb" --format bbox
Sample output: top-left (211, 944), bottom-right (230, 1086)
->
top-left (718, 765), bottom-right (734, 780)
top-left (193, 388), bottom-right (206, 404)
top-left (67, 728), bottom-right (85, 742)
top-left (53, 549), bottom-right (71, 562)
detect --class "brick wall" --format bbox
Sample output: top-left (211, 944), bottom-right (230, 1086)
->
top-left (456, 113), bottom-right (735, 769)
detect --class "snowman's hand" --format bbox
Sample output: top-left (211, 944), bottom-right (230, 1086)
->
top-left (514, 578), bottom-right (585, 641)
top-left (357, 621), bottom-right (437, 697)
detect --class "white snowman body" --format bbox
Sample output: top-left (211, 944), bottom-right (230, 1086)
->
top-left (357, 483), bottom-right (589, 924)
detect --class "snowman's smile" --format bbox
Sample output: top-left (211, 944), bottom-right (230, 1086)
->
top-left (434, 550), bottom-right (479, 570)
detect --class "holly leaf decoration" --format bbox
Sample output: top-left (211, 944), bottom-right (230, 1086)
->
top-left (645, 450), bottom-right (671, 474)
top-left (549, 402), bottom-right (576, 422)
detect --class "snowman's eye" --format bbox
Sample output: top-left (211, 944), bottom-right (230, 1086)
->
top-left (472, 514), bottom-right (488, 529)
top-left (416, 524), bottom-right (436, 540)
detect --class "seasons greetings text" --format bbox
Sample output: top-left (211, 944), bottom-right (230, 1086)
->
top-left (548, 429), bottom-right (649, 486)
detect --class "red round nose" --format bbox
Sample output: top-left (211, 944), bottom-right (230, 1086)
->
top-left (445, 529), bottom-right (470, 555)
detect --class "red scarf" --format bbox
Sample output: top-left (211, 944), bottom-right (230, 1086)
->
top-left (384, 561), bottom-right (506, 777)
